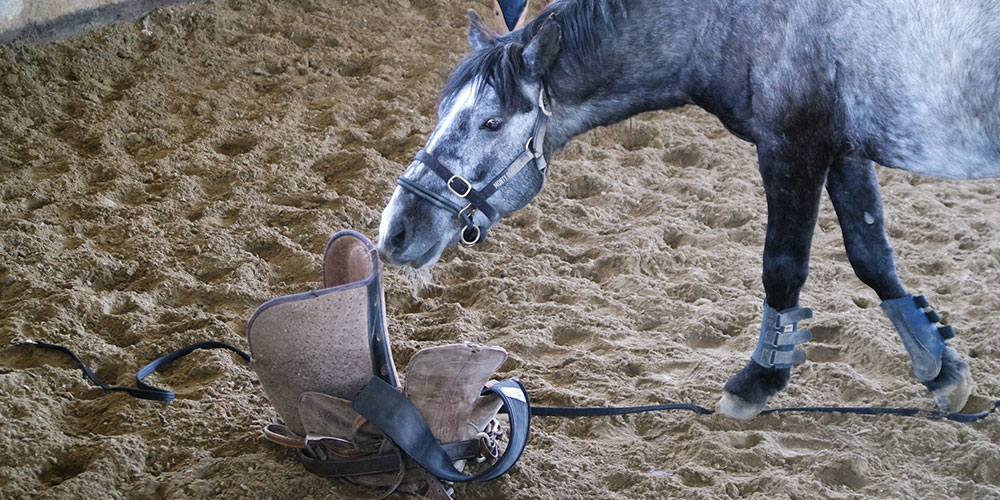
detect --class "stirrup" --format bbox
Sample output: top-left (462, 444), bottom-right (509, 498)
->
top-left (247, 230), bottom-right (515, 492)
top-left (881, 294), bottom-right (956, 382)
top-left (751, 302), bottom-right (813, 369)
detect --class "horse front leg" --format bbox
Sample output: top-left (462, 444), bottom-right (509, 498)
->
top-left (826, 157), bottom-right (973, 412)
top-left (719, 147), bottom-right (829, 420)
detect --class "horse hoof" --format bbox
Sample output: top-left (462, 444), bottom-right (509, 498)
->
top-left (924, 346), bottom-right (974, 412)
top-left (718, 391), bottom-right (765, 420)
top-left (931, 363), bottom-right (973, 412)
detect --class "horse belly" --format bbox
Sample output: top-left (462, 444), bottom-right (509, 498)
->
top-left (863, 108), bottom-right (1000, 180)
top-left (886, 146), bottom-right (1000, 180)
top-left (835, 1), bottom-right (1000, 179)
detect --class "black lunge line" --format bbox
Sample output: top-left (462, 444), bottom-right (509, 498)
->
top-left (24, 339), bottom-right (250, 402)
top-left (21, 340), bottom-right (999, 423)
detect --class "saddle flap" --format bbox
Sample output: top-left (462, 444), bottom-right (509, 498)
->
top-left (248, 230), bottom-right (400, 436)
top-left (403, 344), bottom-right (508, 443)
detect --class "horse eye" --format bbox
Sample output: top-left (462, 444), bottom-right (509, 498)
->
top-left (482, 118), bottom-right (503, 131)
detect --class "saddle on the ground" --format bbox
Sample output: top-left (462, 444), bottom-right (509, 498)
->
top-left (246, 230), bottom-right (530, 499)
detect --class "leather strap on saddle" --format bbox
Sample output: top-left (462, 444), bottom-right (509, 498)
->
top-left (352, 376), bottom-right (531, 483)
top-left (296, 438), bottom-right (483, 477)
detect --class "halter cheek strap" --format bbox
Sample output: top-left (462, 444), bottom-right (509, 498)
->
top-left (396, 87), bottom-right (552, 246)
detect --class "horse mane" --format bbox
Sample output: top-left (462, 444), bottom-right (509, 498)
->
top-left (441, 0), bottom-right (627, 116)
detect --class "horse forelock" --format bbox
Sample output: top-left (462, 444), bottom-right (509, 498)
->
top-left (442, 43), bottom-right (531, 118)
top-left (441, 0), bottom-right (626, 115)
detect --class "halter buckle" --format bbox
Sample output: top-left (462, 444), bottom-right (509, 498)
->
top-left (447, 175), bottom-right (472, 198)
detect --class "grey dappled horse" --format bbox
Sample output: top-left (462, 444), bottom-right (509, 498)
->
top-left (378, 0), bottom-right (999, 419)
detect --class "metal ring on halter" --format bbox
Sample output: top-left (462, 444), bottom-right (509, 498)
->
top-left (524, 137), bottom-right (534, 153)
top-left (460, 224), bottom-right (481, 246)
top-left (447, 174), bottom-right (472, 197)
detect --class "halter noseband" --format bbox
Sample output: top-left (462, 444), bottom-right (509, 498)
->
top-left (396, 87), bottom-right (553, 246)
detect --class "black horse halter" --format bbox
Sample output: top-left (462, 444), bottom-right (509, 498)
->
top-left (396, 87), bottom-right (553, 246)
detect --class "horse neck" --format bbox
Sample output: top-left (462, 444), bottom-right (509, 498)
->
top-left (544, 0), bottom-right (728, 148)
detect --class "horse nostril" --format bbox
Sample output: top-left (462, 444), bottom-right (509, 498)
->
top-left (388, 225), bottom-right (406, 250)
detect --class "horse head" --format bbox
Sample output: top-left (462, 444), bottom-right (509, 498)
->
top-left (378, 11), bottom-right (562, 268)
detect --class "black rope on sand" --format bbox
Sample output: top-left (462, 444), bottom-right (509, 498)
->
top-left (18, 340), bottom-right (1000, 422)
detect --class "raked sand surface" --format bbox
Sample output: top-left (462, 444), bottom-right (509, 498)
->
top-left (2, 1), bottom-right (1000, 498)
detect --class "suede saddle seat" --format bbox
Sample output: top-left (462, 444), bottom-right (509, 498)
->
top-left (247, 230), bottom-right (505, 490)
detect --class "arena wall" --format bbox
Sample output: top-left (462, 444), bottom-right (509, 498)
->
top-left (0, 0), bottom-right (200, 43)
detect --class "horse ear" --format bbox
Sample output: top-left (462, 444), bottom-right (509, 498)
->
top-left (523, 13), bottom-right (561, 77)
top-left (468, 10), bottom-right (496, 51)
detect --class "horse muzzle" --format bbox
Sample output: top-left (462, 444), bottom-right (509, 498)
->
top-left (376, 200), bottom-right (453, 268)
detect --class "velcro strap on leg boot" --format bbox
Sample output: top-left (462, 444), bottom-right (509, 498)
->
top-left (751, 302), bottom-right (813, 369)
top-left (881, 294), bottom-right (953, 382)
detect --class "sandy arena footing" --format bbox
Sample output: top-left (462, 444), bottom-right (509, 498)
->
top-left (1, 1), bottom-right (999, 498)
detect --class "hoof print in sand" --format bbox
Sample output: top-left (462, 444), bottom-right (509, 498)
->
top-left (212, 135), bottom-right (259, 156)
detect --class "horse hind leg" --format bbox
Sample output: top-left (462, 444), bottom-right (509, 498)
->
top-left (719, 147), bottom-right (830, 420)
top-left (826, 157), bottom-right (973, 412)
